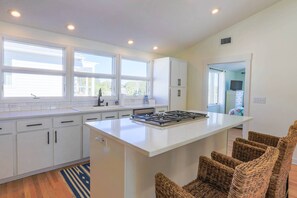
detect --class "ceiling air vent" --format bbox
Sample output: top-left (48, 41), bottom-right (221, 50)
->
top-left (221, 37), bottom-right (231, 45)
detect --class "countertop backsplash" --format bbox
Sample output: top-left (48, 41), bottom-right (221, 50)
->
top-left (0, 98), bottom-right (145, 113)
top-left (0, 100), bottom-right (107, 112)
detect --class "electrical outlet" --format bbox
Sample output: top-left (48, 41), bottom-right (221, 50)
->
top-left (253, 97), bottom-right (266, 104)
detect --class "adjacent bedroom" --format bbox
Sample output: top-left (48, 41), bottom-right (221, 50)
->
top-left (207, 61), bottom-right (246, 117)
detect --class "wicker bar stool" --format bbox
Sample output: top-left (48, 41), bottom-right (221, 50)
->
top-left (155, 147), bottom-right (279, 198)
top-left (219, 121), bottom-right (297, 198)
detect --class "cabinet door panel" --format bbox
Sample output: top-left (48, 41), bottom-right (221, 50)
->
top-left (170, 88), bottom-right (187, 111)
top-left (170, 59), bottom-right (180, 87)
top-left (0, 134), bottom-right (14, 179)
top-left (17, 130), bottom-right (53, 174)
top-left (54, 126), bottom-right (82, 165)
top-left (179, 61), bottom-right (187, 87)
top-left (83, 125), bottom-right (90, 158)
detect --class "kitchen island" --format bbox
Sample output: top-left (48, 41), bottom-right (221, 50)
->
top-left (86, 112), bottom-right (252, 198)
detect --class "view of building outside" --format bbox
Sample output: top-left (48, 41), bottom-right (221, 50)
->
top-left (3, 40), bottom-right (64, 97)
top-left (73, 52), bottom-right (114, 97)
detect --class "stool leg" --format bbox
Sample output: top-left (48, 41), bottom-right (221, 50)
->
top-left (286, 176), bottom-right (289, 198)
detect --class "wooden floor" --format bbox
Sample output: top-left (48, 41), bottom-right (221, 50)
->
top-left (0, 129), bottom-right (296, 198)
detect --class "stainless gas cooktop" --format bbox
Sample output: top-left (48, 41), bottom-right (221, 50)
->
top-left (130, 110), bottom-right (208, 127)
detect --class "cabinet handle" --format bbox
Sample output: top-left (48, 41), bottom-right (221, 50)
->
top-left (26, 123), bottom-right (42, 127)
top-left (0, 128), bottom-right (2, 130)
top-left (178, 90), bottom-right (181, 97)
top-left (61, 120), bottom-right (74, 124)
top-left (86, 118), bottom-right (97, 121)
top-left (178, 78), bottom-right (181, 86)
top-left (55, 131), bottom-right (57, 143)
top-left (121, 114), bottom-right (130, 117)
top-left (47, 132), bottom-right (50, 144)
top-left (105, 116), bottom-right (115, 119)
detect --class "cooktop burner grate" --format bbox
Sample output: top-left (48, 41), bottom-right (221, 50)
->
top-left (131, 110), bottom-right (208, 126)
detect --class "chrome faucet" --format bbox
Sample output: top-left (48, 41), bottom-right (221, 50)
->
top-left (97, 88), bottom-right (104, 106)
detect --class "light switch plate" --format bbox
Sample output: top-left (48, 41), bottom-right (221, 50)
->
top-left (253, 97), bottom-right (266, 104)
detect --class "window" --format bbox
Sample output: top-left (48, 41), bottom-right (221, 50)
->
top-left (2, 39), bottom-right (65, 98)
top-left (208, 71), bottom-right (219, 105)
top-left (73, 51), bottom-right (116, 97)
top-left (121, 59), bottom-right (150, 97)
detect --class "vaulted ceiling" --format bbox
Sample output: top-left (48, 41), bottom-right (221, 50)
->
top-left (0, 0), bottom-right (280, 54)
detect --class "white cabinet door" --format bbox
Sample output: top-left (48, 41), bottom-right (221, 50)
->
top-left (54, 126), bottom-right (82, 165)
top-left (83, 125), bottom-right (91, 158)
top-left (17, 130), bottom-right (53, 174)
top-left (170, 59), bottom-right (187, 87)
top-left (170, 59), bottom-right (180, 87)
top-left (170, 87), bottom-right (187, 111)
top-left (0, 134), bottom-right (14, 179)
top-left (83, 114), bottom-right (101, 158)
top-left (179, 60), bottom-right (187, 87)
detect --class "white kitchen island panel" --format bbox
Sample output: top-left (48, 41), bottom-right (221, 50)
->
top-left (87, 112), bottom-right (252, 198)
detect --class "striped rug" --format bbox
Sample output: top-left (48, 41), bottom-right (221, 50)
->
top-left (60, 163), bottom-right (90, 198)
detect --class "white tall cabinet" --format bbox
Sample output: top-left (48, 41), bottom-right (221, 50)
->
top-left (153, 57), bottom-right (187, 111)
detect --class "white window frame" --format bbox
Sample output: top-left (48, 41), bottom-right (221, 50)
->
top-left (72, 48), bottom-right (117, 101)
top-left (0, 36), bottom-right (68, 102)
top-left (120, 56), bottom-right (152, 99)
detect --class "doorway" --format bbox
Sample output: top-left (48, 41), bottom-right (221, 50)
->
top-left (204, 54), bottom-right (252, 138)
top-left (207, 61), bottom-right (246, 116)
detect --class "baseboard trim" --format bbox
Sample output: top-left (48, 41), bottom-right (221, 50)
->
top-left (0, 158), bottom-right (89, 185)
top-left (293, 158), bottom-right (297, 165)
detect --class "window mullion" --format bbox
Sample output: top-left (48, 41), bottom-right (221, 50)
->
top-left (73, 72), bottom-right (116, 79)
top-left (2, 67), bottom-right (66, 76)
top-left (120, 75), bottom-right (150, 81)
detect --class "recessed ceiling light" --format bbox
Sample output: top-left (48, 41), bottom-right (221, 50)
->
top-left (128, 40), bottom-right (134, 45)
top-left (10, 10), bottom-right (21, 18)
top-left (153, 46), bottom-right (158, 50)
top-left (67, 24), bottom-right (75, 31)
top-left (211, 8), bottom-right (219, 15)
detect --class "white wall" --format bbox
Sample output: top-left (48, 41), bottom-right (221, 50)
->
top-left (176, 0), bottom-right (297, 163)
top-left (0, 22), bottom-right (157, 60)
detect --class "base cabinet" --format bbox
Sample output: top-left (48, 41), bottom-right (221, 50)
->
top-left (0, 134), bottom-right (14, 179)
top-left (17, 130), bottom-right (53, 175)
top-left (83, 113), bottom-right (102, 158)
top-left (54, 126), bottom-right (82, 165)
top-left (83, 125), bottom-right (91, 158)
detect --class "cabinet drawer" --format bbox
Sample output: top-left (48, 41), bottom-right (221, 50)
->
top-left (118, 110), bottom-right (133, 118)
top-left (102, 112), bottom-right (118, 120)
top-left (83, 113), bottom-right (102, 123)
top-left (0, 121), bottom-right (16, 135)
top-left (53, 115), bottom-right (82, 128)
top-left (155, 107), bottom-right (168, 113)
top-left (17, 118), bottom-right (52, 132)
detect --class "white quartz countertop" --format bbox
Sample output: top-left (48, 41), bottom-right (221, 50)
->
top-left (86, 112), bottom-right (252, 157)
top-left (0, 104), bottom-right (167, 121)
